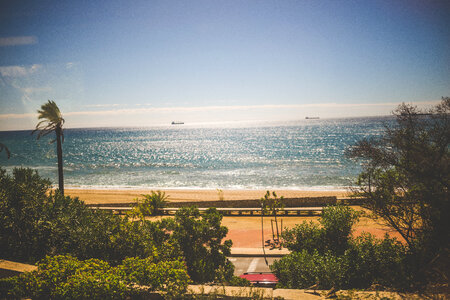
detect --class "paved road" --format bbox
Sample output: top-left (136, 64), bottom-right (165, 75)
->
top-left (229, 257), bottom-right (279, 276)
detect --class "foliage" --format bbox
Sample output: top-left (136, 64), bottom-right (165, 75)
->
top-left (281, 220), bottom-right (323, 253)
top-left (260, 191), bottom-right (284, 216)
top-left (129, 190), bottom-right (168, 219)
top-left (32, 100), bottom-right (66, 195)
top-left (282, 205), bottom-right (359, 254)
top-left (0, 167), bottom-right (170, 265)
top-left (167, 206), bottom-right (234, 283)
top-left (346, 233), bottom-right (408, 289)
top-left (32, 100), bottom-right (65, 141)
top-left (260, 191), bottom-right (285, 248)
top-left (118, 256), bottom-right (190, 298)
top-left (2, 254), bottom-right (190, 299)
top-left (347, 97), bottom-right (450, 284)
top-left (0, 168), bottom-right (235, 287)
top-left (272, 234), bottom-right (407, 290)
top-left (273, 205), bottom-right (408, 290)
top-left (0, 167), bottom-right (53, 262)
top-left (272, 249), bottom-right (349, 289)
top-left (226, 276), bottom-right (252, 287)
top-left (321, 204), bottom-right (360, 254)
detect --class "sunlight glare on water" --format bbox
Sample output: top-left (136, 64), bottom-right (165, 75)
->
top-left (0, 117), bottom-right (392, 190)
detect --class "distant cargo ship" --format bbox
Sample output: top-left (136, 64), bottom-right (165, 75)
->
top-left (171, 121), bottom-right (184, 125)
top-left (305, 117), bottom-right (320, 119)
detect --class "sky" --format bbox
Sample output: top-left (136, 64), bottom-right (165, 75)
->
top-left (0, 0), bottom-right (449, 130)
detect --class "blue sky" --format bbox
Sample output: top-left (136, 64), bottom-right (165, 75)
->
top-left (0, 0), bottom-right (449, 130)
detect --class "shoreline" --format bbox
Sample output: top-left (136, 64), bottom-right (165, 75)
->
top-left (66, 188), bottom-right (351, 205)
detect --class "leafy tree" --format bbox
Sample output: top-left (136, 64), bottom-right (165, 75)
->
top-left (167, 206), bottom-right (234, 283)
top-left (347, 97), bottom-right (450, 283)
top-left (0, 168), bottom-right (53, 262)
top-left (32, 100), bottom-right (65, 195)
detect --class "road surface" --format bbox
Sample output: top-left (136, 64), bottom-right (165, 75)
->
top-left (229, 257), bottom-right (279, 276)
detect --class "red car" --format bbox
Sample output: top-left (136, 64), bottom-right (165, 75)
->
top-left (239, 272), bottom-right (278, 287)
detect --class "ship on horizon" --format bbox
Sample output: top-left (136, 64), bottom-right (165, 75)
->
top-left (171, 121), bottom-right (184, 125)
top-left (305, 117), bottom-right (320, 119)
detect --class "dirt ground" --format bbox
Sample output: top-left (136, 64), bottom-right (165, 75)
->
top-left (222, 212), bottom-right (403, 248)
top-left (147, 210), bottom-right (402, 248)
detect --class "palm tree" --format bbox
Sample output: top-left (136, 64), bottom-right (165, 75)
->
top-left (32, 100), bottom-right (65, 195)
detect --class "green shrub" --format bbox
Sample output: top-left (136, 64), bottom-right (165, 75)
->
top-left (281, 221), bottom-right (324, 253)
top-left (6, 255), bottom-right (129, 299)
top-left (3, 254), bottom-right (190, 299)
top-left (0, 168), bottom-right (234, 287)
top-left (321, 205), bottom-right (359, 254)
top-left (346, 233), bottom-right (408, 289)
top-left (0, 168), bottom-right (171, 265)
top-left (226, 276), bottom-right (252, 287)
top-left (118, 256), bottom-right (190, 298)
top-left (168, 206), bottom-right (234, 283)
top-left (274, 205), bottom-right (409, 290)
top-left (282, 205), bottom-right (359, 255)
top-left (271, 249), bottom-right (350, 289)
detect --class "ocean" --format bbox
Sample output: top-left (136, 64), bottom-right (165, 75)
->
top-left (0, 117), bottom-right (392, 190)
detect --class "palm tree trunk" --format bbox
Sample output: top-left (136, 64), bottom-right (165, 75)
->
top-left (56, 126), bottom-right (64, 195)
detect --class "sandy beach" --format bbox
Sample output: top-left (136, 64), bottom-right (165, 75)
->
top-left (66, 188), bottom-right (350, 205)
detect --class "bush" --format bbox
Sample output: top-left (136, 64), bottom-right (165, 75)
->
top-left (118, 256), bottom-right (190, 298)
top-left (321, 205), bottom-right (359, 254)
top-left (167, 206), bottom-right (234, 283)
top-left (346, 233), bottom-right (408, 289)
top-left (281, 221), bottom-right (323, 253)
top-left (273, 234), bottom-right (407, 290)
top-left (273, 205), bottom-right (409, 290)
top-left (6, 255), bottom-right (129, 299)
top-left (3, 254), bottom-right (190, 299)
top-left (0, 168), bottom-right (235, 287)
top-left (0, 168), bottom-right (171, 265)
top-left (271, 249), bottom-right (350, 289)
top-left (282, 205), bottom-right (359, 255)
top-left (226, 276), bottom-right (252, 287)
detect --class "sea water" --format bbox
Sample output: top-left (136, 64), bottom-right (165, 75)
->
top-left (0, 117), bottom-right (393, 190)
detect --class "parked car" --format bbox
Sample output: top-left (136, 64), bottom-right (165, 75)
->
top-left (239, 272), bottom-right (278, 287)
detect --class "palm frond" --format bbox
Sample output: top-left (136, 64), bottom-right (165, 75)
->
top-left (32, 100), bottom-right (64, 143)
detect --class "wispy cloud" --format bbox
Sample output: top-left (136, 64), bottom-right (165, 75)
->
top-left (83, 103), bottom-right (123, 108)
top-left (0, 64), bottom-right (42, 77)
top-left (0, 36), bottom-right (38, 47)
top-left (0, 113), bottom-right (36, 120)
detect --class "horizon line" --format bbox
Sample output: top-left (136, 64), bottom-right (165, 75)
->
top-left (0, 100), bottom-right (441, 121)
